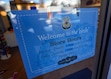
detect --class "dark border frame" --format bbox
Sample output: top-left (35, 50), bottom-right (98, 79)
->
top-left (92, 0), bottom-right (111, 79)
top-left (101, 25), bottom-right (111, 79)
top-left (96, 0), bottom-right (111, 79)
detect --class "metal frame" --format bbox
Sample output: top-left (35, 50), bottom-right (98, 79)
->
top-left (100, 3), bottom-right (111, 78)
top-left (101, 23), bottom-right (111, 79)
top-left (85, 0), bottom-right (111, 79)
top-left (95, 0), bottom-right (111, 79)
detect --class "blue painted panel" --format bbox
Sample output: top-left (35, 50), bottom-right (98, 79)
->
top-left (10, 8), bottom-right (98, 79)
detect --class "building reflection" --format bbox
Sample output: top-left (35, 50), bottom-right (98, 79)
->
top-left (0, 0), bottom-right (100, 31)
top-left (10, 0), bottom-right (39, 10)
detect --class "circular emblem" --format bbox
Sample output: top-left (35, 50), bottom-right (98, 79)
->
top-left (62, 16), bottom-right (71, 29)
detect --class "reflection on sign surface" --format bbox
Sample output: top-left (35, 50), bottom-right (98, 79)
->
top-left (10, 8), bottom-right (98, 79)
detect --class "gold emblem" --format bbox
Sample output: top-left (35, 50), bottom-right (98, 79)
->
top-left (62, 16), bottom-right (71, 29)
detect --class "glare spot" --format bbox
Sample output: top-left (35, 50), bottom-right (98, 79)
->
top-left (44, 25), bottom-right (53, 31)
top-left (28, 28), bottom-right (35, 33)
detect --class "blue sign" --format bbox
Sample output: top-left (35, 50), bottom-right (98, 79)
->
top-left (10, 8), bottom-right (98, 79)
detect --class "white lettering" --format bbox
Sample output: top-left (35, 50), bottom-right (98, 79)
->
top-left (37, 33), bottom-right (65, 41)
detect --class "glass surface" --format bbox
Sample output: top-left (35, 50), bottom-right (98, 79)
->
top-left (0, 0), bottom-right (103, 79)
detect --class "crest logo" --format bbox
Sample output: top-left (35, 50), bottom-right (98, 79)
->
top-left (62, 16), bottom-right (71, 29)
